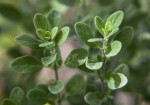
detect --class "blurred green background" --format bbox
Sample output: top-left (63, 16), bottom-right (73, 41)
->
top-left (0, 0), bottom-right (150, 105)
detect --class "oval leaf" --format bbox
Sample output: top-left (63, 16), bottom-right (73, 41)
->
top-left (27, 89), bottom-right (52, 105)
top-left (107, 73), bottom-right (128, 90)
top-left (94, 16), bottom-right (105, 36)
top-left (84, 92), bottom-right (103, 105)
top-left (88, 38), bottom-right (104, 43)
top-left (114, 26), bottom-right (134, 51)
top-left (66, 74), bottom-right (85, 95)
top-left (36, 29), bottom-right (46, 40)
top-left (39, 41), bottom-right (54, 47)
top-left (114, 64), bottom-right (129, 77)
top-left (48, 80), bottom-right (64, 94)
top-left (11, 56), bottom-right (43, 73)
top-left (15, 34), bottom-right (42, 50)
top-left (65, 48), bottom-right (88, 68)
top-left (106, 11), bottom-right (124, 30)
top-left (85, 59), bottom-right (103, 70)
top-left (47, 10), bottom-right (62, 29)
top-left (55, 26), bottom-right (70, 46)
top-left (106, 41), bottom-right (122, 57)
top-left (41, 54), bottom-right (57, 66)
top-left (10, 87), bottom-right (27, 105)
top-left (51, 27), bottom-right (58, 39)
top-left (1, 99), bottom-right (16, 105)
top-left (34, 13), bottom-right (51, 31)
top-left (107, 28), bottom-right (119, 38)
top-left (75, 22), bottom-right (98, 47)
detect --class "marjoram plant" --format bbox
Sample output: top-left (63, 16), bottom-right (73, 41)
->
top-left (1, 10), bottom-right (134, 105)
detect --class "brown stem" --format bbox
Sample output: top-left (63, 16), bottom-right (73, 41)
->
top-left (101, 50), bottom-right (105, 105)
top-left (54, 61), bottom-right (61, 105)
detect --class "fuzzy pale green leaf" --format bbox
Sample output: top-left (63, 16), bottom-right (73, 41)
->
top-left (114, 26), bottom-right (134, 51)
top-left (11, 56), bottom-right (43, 73)
top-left (85, 59), bottom-right (103, 70)
top-left (106, 11), bottom-right (124, 30)
top-left (48, 80), bottom-right (64, 94)
top-left (106, 41), bottom-right (122, 57)
top-left (47, 10), bottom-right (62, 29)
top-left (66, 74), bottom-right (85, 95)
top-left (27, 88), bottom-right (56, 105)
top-left (15, 34), bottom-right (42, 50)
top-left (84, 92), bottom-right (103, 105)
top-left (36, 29), bottom-right (46, 40)
top-left (51, 27), bottom-right (58, 39)
top-left (55, 26), bottom-right (70, 46)
top-left (34, 13), bottom-right (51, 31)
top-left (65, 48), bottom-right (88, 68)
top-left (39, 41), bottom-right (54, 47)
top-left (107, 28), bottom-right (119, 38)
top-left (88, 38), bottom-right (104, 43)
top-left (114, 64), bottom-right (129, 77)
top-left (41, 54), bottom-right (56, 66)
top-left (95, 16), bottom-right (105, 36)
top-left (75, 22), bottom-right (98, 47)
top-left (107, 73), bottom-right (128, 90)
top-left (10, 87), bottom-right (27, 105)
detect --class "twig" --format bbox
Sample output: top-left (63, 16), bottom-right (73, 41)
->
top-left (54, 61), bottom-right (61, 105)
top-left (101, 50), bottom-right (106, 105)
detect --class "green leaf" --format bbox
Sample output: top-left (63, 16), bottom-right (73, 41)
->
top-left (51, 27), bottom-right (58, 39)
top-left (34, 13), bottom-right (51, 31)
top-left (36, 29), bottom-right (46, 40)
top-left (15, 34), bottom-right (42, 50)
top-left (27, 89), bottom-right (56, 105)
top-left (88, 38), bottom-right (104, 43)
top-left (66, 74), bottom-right (85, 95)
top-left (114, 64), bottom-right (129, 77)
top-left (1, 99), bottom-right (16, 105)
top-left (75, 22), bottom-right (98, 47)
top-left (55, 26), bottom-right (70, 46)
top-left (9, 87), bottom-right (27, 105)
top-left (39, 41), bottom-right (54, 47)
top-left (114, 26), bottom-right (134, 51)
top-left (106, 41), bottom-right (122, 57)
top-left (47, 10), bottom-right (62, 29)
top-left (106, 11), bottom-right (124, 30)
top-left (48, 79), bottom-right (64, 94)
top-left (85, 59), bottom-right (103, 70)
top-left (11, 56), bottom-right (43, 73)
top-left (48, 47), bottom-right (62, 69)
top-left (57, 0), bottom-right (82, 6)
top-left (78, 64), bottom-right (95, 73)
top-left (84, 84), bottom-right (98, 95)
top-left (41, 54), bottom-right (57, 66)
top-left (67, 94), bottom-right (87, 105)
top-left (107, 28), bottom-right (119, 38)
top-left (84, 92), bottom-right (103, 105)
top-left (65, 48), bottom-right (88, 68)
top-left (107, 73), bottom-right (128, 90)
top-left (94, 16), bottom-right (105, 36)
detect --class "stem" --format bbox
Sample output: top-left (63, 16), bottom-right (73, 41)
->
top-left (82, 0), bottom-right (87, 16)
top-left (101, 50), bottom-right (106, 105)
top-left (54, 61), bottom-right (61, 105)
top-left (54, 61), bottom-right (59, 80)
